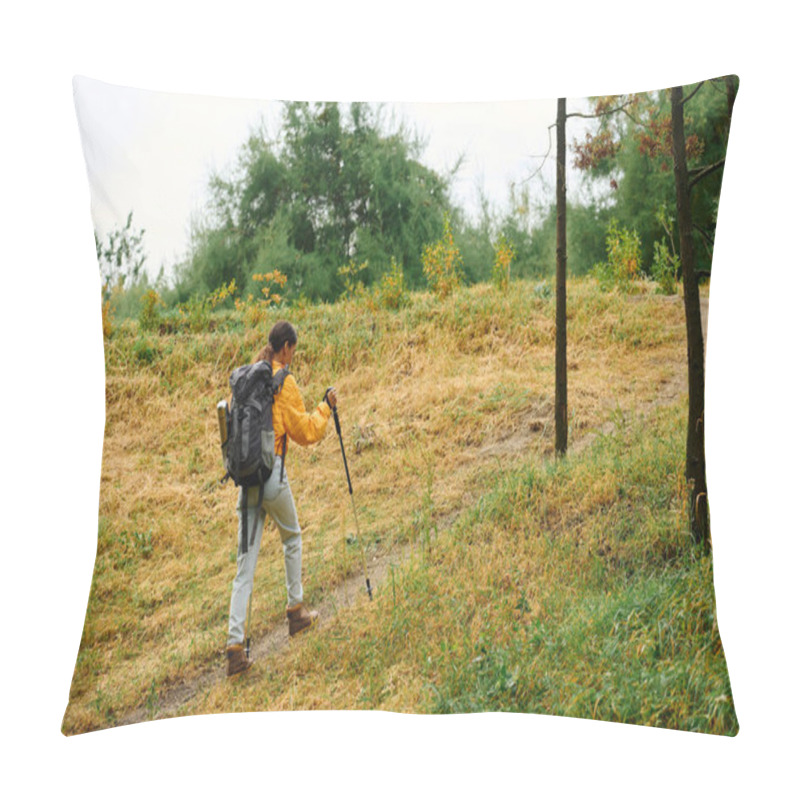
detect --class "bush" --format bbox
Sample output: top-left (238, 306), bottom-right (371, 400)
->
top-left (591, 219), bottom-right (642, 292)
top-left (179, 279), bottom-right (237, 333)
top-left (492, 233), bottom-right (515, 291)
top-left (337, 259), bottom-right (369, 300)
top-left (651, 205), bottom-right (681, 295)
top-left (422, 213), bottom-right (464, 300)
top-left (377, 257), bottom-right (408, 310)
top-left (235, 271), bottom-right (287, 328)
top-left (138, 289), bottom-right (164, 332)
top-left (652, 239), bottom-right (680, 295)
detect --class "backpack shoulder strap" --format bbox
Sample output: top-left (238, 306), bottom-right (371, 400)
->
top-left (272, 366), bottom-right (290, 395)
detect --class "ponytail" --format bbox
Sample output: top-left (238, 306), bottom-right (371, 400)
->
top-left (255, 320), bottom-right (298, 363)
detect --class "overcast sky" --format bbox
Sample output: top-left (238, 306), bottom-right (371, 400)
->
top-left (74, 76), bottom-right (592, 279)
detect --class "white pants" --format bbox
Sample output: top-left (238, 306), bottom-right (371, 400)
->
top-left (227, 458), bottom-right (303, 646)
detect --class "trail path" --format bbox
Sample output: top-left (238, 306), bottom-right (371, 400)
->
top-left (117, 294), bottom-right (709, 728)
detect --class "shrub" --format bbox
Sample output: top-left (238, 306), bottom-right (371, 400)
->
top-left (337, 259), bottom-right (369, 300)
top-left (235, 271), bottom-right (287, 327)
top-left (422, 213), bottom-right (464, 300)
top-left (252, 270), bottom-right (287, 305)
top-left (377, 257), bottom-right (408, 310)
top-left (492, 233), bottom-right (515, 291)
top-left (101, 293), bottom-right (113, 338)
top-left (651, 205), bottom-right (681, 295)
top-left (591, 219), bottom-right (642, 292)
top-left (138, 289), bottom-right (164, 332)
top-left (180, 279), bottom-right (237, 333)
top-left (101, 280), bottom-right (123, 338)
top-left (652, 239), bottom-right (680, 295)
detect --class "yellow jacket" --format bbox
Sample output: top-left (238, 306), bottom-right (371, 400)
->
top-left (272, 360), bottom-right (331, 456)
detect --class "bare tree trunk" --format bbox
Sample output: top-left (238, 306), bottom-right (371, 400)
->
top-left (671, 86), bottom-right (710, 548)
top-left (555, 98), bottom-right (568, 455)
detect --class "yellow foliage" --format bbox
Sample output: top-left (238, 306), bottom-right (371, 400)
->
top-left (422, 214), bottom-right (463, 300)
top-left (377, 257), bottom-right (408, 310)
top-left (337, 259), bottom-right (369, 299)
top-left (101, 295), bottom-right (113, 338)
top-left (492, 233), bottom-right (515, 291)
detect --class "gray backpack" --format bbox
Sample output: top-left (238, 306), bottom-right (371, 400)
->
top-left (223, 361), bottom-right (290, 553)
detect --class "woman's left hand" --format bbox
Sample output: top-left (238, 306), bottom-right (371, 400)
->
top-left (325, 387), bottom-right (338, 408)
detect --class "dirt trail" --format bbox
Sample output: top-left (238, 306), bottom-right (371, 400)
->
top-left (118, 543), bottom-right (410, 727)
top-left (117, 293), bottom-right (709, 728)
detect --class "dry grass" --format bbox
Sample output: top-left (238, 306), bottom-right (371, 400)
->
top-left (62, 276), bottom-right (698, 733)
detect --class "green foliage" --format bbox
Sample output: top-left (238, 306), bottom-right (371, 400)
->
top-left (652, 241), bottom-right (679, 295)
top-left (497, 185), bottom-right (553, 279)
top-left (573, 80), bottom-right (736, 275)
top-left (133, 337), bottom-right (159, 365)
top-left (178, 103), bottom-right (451, 304)
top-left (591, 219), bottom-right (642, 291)
top-left (177, 279), bottom-right (237, 333)
top-left (422, 213), bottom-right (464, 300)
top-left (420, 408), bottom-right (737, 733)
top-left (95, 211), bottom-right (147, 300)
top-left (651, 204), bottom-right (681, 295)
top-left (482, 186), bottom-right (609, 281)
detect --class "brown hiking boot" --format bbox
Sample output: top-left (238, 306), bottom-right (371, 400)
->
top-left (287, 603), bottom-right (319, 637)
top-left (226, 643), bottom-right (253, 678)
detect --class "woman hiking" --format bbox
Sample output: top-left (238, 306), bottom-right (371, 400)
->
top-left (225, 320), bottom-right (337, 678)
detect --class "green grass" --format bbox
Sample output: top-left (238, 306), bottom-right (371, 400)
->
top-left (416, 406), bottom-right (737, 733)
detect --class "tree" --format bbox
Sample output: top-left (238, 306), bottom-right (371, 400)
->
top-left (671, 85), bottom-right (711, 547)
top-left (555, 98), bottom-right (568, 455)
top-left (532, 97), bottom-right (636, 455)
top-left (572, 78), bottom-right (737, 546)
top-left (94, 211), bottom-right (147, 299)
top-left (183, 102), bottom-right (451, 303)
top-left (572, 82), bottom-right (733, 276)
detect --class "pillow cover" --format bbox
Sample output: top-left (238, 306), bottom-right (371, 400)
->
top-left (63, 75), bottom-right (738, 736)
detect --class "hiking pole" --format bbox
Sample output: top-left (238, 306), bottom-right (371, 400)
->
top-left (330, 397), bottom-right (373, 600)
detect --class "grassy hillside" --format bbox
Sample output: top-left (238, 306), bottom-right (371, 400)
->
top-left (62, 276), bottom-right (736, 735)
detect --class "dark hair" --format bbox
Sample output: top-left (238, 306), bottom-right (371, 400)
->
top-left (255, 320), bottom-right (298, 363)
